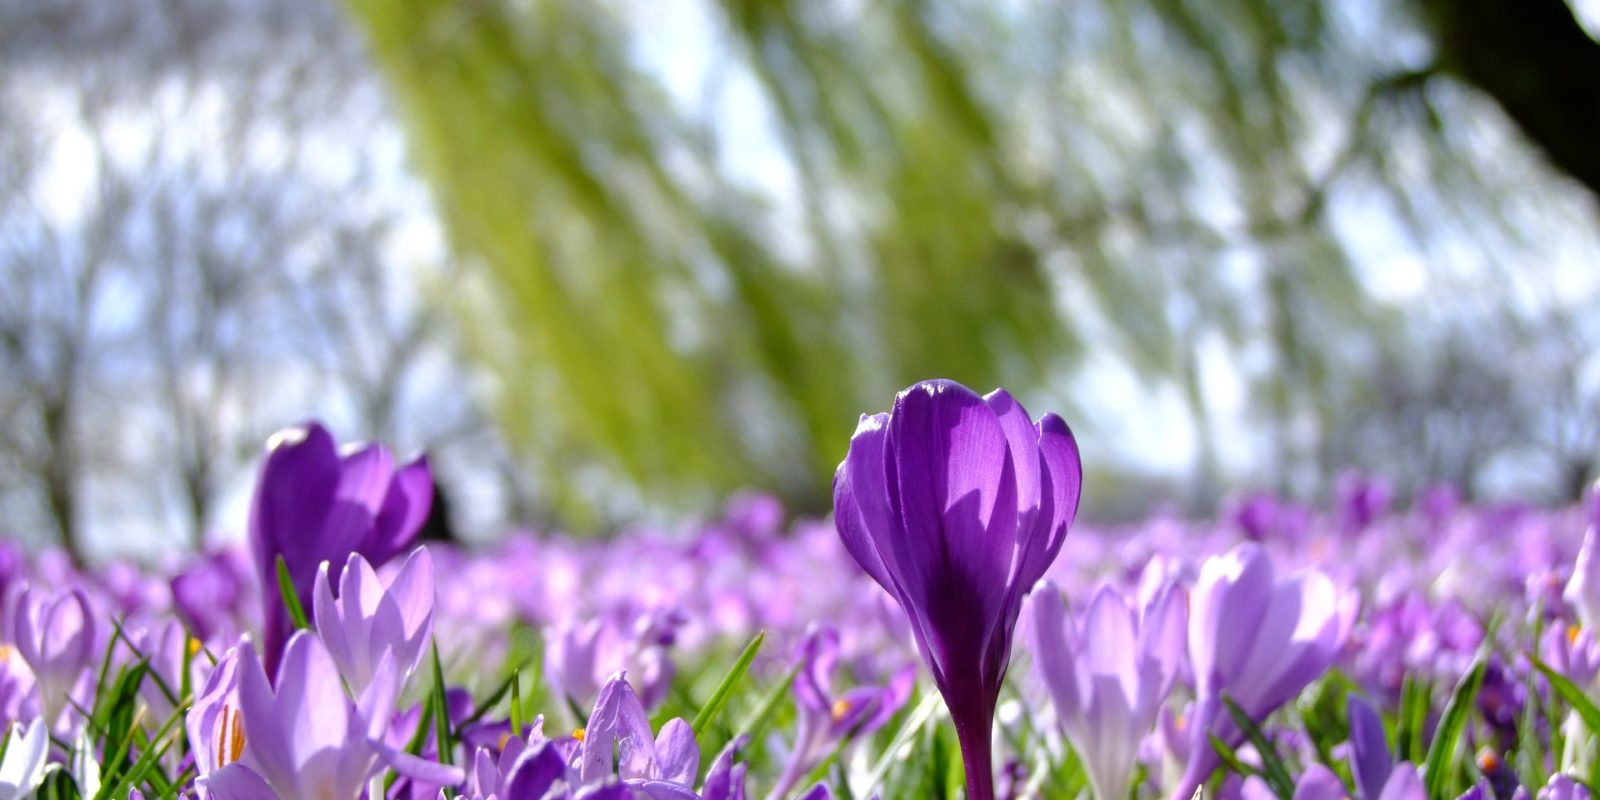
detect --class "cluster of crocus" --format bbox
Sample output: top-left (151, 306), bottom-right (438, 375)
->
top-left (0, 385), bottom-right (1598, 800)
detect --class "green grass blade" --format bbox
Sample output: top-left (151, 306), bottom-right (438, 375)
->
top-left (275, 556), bottom-right (311, 631)
top-left (1209, 733), bottom-right (1264, 781)
top-left (861, 690), bottom-right (942, 798)
top-left (510, 670), bottom-right (524, 735)
top-left (430, 641), bottom-right (455, 767)
top-left (1533, 655), bottom-right (1600, 732)
top-left (1424, 656), bottom-right (1487, 800)
top-left (691, 630), bottom-right (765, 735)
top-left (735, 658), bottom-right (800, 745)
top-left (1222, 694), bottom-right (1295, 798)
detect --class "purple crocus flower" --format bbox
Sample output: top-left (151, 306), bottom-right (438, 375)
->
top-left (834, 380), bottom-right (1081, 800)
top-left (195, 632), bottom-right (461, 799)
top-left (1028, 580), bottom-right (1186, 800)
top-left (577, 671), bottom-right (701, 793)
top-left (248, 422), bottom-right (432, 677)
top-left (1542, 622), bottom-right (1600, 686)
top-left (769, 627), bottom-right (915, 799)
top-left (1170, 544), bottom-right (1348, 800)
top-left (1540, 774), bottom-right (1592, 800)
top-left (1240, 764), bottom-right (1345, 800)
top-left (10, 584), bottom-right (96, 726)
top-left (312, 546), bottom-right (436, 695)
top-left (171, 547), bottom-right (254, 644)
top-left (1564, 527), bottom-right (1600, 631)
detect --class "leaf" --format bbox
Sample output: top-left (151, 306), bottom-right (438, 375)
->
top-left (1222, 693), bottom-right (1295, 798)
top-left (691, 629), bottom-right (765, 735)
top-left (861, 690), bottom-right (943, 798)
top-left (430, 641), bottom-right (455, 768)
top-left (735, 658), bottom-right (801, 745)
top-left (275, 556), bottom-right (311, 631)
top-left (1424, 656), bottom-right (1487, 800)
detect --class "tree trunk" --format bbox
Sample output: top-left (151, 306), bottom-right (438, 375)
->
top-left (1418, 0), bottom-right (1600, 206)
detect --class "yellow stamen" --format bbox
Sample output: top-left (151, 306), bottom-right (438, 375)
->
top-left (1477, 748), bottom-right (1500, 773)
top-left (0, 644), bottom-right (12, 662)
top-left (1570, 625), bottom-right (1583, 645)
top-left (188, 638), bottom-right (202, 656)
top-left (215, 705), bottom-right (247, 770)
top-left (831, 698), bottom-right (852, 723)
top-left (573, 727), bottom-right (586, 742)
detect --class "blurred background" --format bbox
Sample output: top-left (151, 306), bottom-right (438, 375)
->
top-left (3, 0), bottom-right (1597, 562)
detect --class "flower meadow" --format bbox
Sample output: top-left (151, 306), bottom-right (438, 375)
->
top-left (0, 380), bottom-right (1598, 800)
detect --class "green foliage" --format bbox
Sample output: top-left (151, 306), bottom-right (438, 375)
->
top-left (1424, 656), bottom-right (1486, 800)
top-left (343, 0), bottom-right (1545, 521)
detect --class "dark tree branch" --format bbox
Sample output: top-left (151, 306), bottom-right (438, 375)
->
top-left (1418, 0), bottom-right (1600, 205)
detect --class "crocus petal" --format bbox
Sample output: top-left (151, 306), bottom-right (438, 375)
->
top-left (198, 763), bottom-right (279, 800)
top-left (234, 639), bottom-right (298, 795)
top-left (503, 741), bottom-right (567, 798)
top-left (580, 672), bottom-right (656, 782)
top-left (885, 381), bottom-right (1017, 630)
top-left (1029, 586), bottom-right (1080, 721)
top-left (1378, 763), bottom-right (1426, 800)
top-left (369, 455), bottom-right (433, 565)
top-left (1295, 764), bottom-right (1348, 800)
top-left (385, 546), bottom-right (438, 674)
top-left (835, 413), bottom-right (895, 591)
top-left (653, 718), bottom-right (699, 784)
top-left (1348, 693), bottom-right (1394, 800)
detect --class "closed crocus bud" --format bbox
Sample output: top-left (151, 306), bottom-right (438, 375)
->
top-left (11, 584), bottom-right (96, 726)
top-left (1171, 544), bottom-right (1348, 800)
top-left (1029, 581), bottom-right (1186, 800)
top-left (312, 547), bottom-right (436, 697)
top-left (248, 422), bottom-right (432, 678)
top-left (1565, 526), bottom-right (1600, 631)
top-left (834, 380), bottom-right (1081, 800)
top-left (1347, 694), bottom-right (1393, 800)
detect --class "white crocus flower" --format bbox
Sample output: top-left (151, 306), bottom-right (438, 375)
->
top-left (0, 718), bottom-right (50, 800)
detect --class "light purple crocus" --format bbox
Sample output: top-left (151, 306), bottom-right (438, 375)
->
top-left (1029, 581), bottom-right (1187, 800)
top-left (1540, 774), bottom-right (1592, 800)
top-left (11, 584), bottom-right (96, 726)
top-left (769, 627), bottom-right (915, 799)
top-left (577, 671), bottom-right (702, 793)
top-left (195, 632), bottom-right (461, 800)
top-left (1565, 526), bottom-right (1600, 632)
top-left (834, 380), bottom-right (1081, 800)
top-left (248, 422), bottom-right (432, 678)
top-left (1543, 621), bottom-right (1600, 686)
top-left (313, 546), bottom-right (436, 696)
top-left (1240, 764), bottom-right (1345, 800)
top-left (1170, 544), bottom-right (1348, 800)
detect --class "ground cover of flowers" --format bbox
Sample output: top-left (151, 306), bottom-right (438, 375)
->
top-left (2, 380), bottom-right (1599, 800)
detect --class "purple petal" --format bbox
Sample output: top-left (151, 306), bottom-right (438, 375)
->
top-left (834, 413), bottom-right (895, 591)
top-left (652, 718), bottom-right (699, 784)
top-left (504, 740), bottom-right (568, 797)
top-left (199, 763), bottom-right (279, 800)
top-left (1028, 585), bottom-right (1080, 722)
top-left (1294, 764), bottom-right (1348, 800)
top-left (385, 546), bottom-right (437, 675)
top-left (1378, 763), bottom-right (1426, 800)
top-left (368, 454), bottom-right (433, 565)
top-left (1348, 694), bottom-right (1393, 800)
top-left (886, 380), bottom-right (1017, 613)
top-left (580, 672), bottom-right (656, 782)
top-left (234, 639), bottom-right (297, 795)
